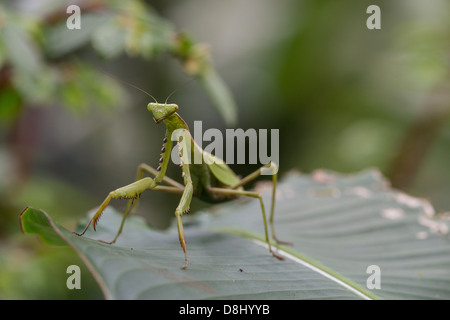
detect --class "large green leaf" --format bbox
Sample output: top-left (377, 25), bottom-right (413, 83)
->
top-left (20, 169), bottom-right (450, 299)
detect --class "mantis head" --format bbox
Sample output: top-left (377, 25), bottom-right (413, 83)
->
top-left (147, 102), bottom-right (179, 124)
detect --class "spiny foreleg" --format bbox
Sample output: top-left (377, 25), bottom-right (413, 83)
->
top-left (74, 177), bottom-right (156, 242)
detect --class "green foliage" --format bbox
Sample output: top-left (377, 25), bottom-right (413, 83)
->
top-left (0, 0), bottom-right (237, 124)
top-left (21, 171), bottom-right (450, 299)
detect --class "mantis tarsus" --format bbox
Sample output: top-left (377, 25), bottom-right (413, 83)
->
top-left (75, 90), bottom-right (290, 269)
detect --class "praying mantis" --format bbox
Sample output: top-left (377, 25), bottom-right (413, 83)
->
top-left (75, 90), bottom-right (290, 269)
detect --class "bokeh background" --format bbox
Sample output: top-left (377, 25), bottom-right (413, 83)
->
top-left (1, 0), bottom-right (449, 299)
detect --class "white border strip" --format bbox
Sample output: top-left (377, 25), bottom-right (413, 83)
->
top-left (253, 240), bottom-right (373, 300)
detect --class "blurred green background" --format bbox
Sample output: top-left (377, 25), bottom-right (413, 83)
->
top-left (1, 0), bottom-right (449, 299)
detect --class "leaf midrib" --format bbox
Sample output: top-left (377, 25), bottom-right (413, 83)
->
top-left (214, 226), bottom-right (382, 300)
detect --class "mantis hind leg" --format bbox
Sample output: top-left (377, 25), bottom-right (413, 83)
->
top-left (230, 162), bottom-right (292, 246)
top-left (208, 187), bottom-right (285, 261)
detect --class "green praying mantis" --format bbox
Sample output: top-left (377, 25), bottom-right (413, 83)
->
top-left (75, 88), bottom-right (290, 269)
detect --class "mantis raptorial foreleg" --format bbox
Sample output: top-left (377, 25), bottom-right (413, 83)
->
top-left (75, 177), bottom-right (156, 240)
top-left (75, 130), bottom-right (195, 268)
top-left (127, 163), bottom-right (184, 216)
top-left (135, 163), bottom-right (184, 189)
top-left (174, 181), bottom-right (193, 269)
top-left (74, 166), bottom-right (184, 245)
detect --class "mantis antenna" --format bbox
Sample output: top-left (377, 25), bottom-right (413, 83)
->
top-left (97, 68), bottom-right (158, 103)
top-left (164, 78), bottom-right (195, 104)
top-left (120, 79), bottom-right (158, 104)
top-left (98, 66), bottom-right (193, 105)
